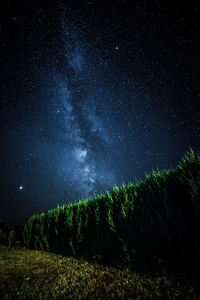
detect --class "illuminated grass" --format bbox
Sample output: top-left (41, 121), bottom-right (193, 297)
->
top-left (0, 245), bottom-right (199, 300)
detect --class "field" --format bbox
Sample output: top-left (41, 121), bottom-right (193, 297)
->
top-left (0, 245), bottom-right (199, 300)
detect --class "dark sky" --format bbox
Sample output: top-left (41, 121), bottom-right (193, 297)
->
top-left (1, 0), bottom-right (200, 223)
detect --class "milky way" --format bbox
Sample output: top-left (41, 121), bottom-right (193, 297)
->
top-left (46, 25), bottom-right (119, 200)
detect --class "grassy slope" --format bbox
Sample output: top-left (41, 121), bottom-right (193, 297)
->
top-left (0, 245), bottom-right (199, 300)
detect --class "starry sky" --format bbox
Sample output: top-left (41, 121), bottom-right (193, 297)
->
top-left (1, 0), bottom-right (200, 223)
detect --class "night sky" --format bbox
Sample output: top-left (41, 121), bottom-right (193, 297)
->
top-left (1, 0), bottom-right (200, 223)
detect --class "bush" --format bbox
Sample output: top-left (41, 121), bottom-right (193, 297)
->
top-left (23, 149), bottom-right (200, 279)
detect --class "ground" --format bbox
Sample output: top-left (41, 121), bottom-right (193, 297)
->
top-left (0, 245), bottom-right (199, 299)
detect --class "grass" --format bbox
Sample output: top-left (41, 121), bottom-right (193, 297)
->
top-left (0, 245), bottom-right (199, 300)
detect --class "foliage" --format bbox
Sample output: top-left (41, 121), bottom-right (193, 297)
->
top-left (8, 230), bottom-right (16, 250)
top-left (23, 149), bottom-right (200, 278)
top-left (0, 245), bottom-right (199, 300)
top-left (0, 221), bottom-right (24, 246)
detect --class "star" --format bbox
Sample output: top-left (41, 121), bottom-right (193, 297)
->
top-left (19, 186), bottom-right (24, 191)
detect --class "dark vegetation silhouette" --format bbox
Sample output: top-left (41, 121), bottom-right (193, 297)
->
top-left (8, 230), bottom-right (16, 250)
top-left (0, 220), bottom-right (24, 247)
top-left (0, 220), bottom-right (8, 244)
top-left (23, 149), bottom-right (200, 281)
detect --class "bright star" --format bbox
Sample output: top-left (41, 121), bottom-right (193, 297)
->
top-left (19, 186), bottom-right (24, 190)
top-left (115, 46), bottom-right (119, 50)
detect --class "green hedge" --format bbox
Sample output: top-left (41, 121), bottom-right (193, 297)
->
top-left (23, 149), bottom-right (200, 277)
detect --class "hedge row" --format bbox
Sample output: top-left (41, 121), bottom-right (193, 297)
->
top-left (23, 149), bottom-right (200, 277)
